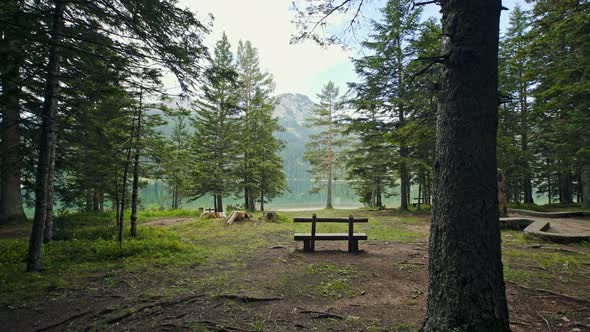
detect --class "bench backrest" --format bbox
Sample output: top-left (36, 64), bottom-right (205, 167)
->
top-left (293, 214), bottom-right (368, 244)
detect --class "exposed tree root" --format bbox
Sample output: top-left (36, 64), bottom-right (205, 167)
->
top-left (297, 309), bottom-right (344, 320)
top-left (507, 282), bottom-right (590, 305)
top-left (217, 294), bottom-right (283, 303)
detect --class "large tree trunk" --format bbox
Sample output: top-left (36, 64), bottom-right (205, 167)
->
top-left (0, 77), bottom-right (27, 224)
top-left (0, 0), bottom-right (27, 225)
top-left (27, 0), bottom-right (65, 272)
top-left (582, 165), bottom-right (590, 208)
top-left (422, 1), bottom-right (510, 331)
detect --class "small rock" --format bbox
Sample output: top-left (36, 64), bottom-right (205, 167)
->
top-left (561, 316), bottom-right (570, 322)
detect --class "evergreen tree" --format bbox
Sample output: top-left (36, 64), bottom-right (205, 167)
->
top-left (235, 40), bottom-right (284, 211)
top-left (497, 6), bottom-right (535, 204)
top-left (162, 112), bottom-right (192, 209)
top-left (348, 0), bottom-right (422, 210)
top-left (190, 33), bottom-right (240, 213)
top-left (527, 0), bottom-right (590, 205)
top-left (305, 81), bottom-right (347, 209)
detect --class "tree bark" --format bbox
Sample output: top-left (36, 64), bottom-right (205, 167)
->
top-left (422, 1), bottom-right (510, 331)
top-left (44, 134), bottom-right (57, 243)
top-left (582, 165), bottom-right (590, 208)
top-left (560, 172), bottom-right (573, 204)
top-left (27, 0), bottom-right (65, 272)
top-left (327, 99), bottom-right (333, 209)
top-left (119, 143), bottom-right (133, 246)
top-left (216, 194), bottom-right (223, 212)
top-left (130, 89), bottom-right (143, 238)
top-left (0, 0), bottom-right (27, 225)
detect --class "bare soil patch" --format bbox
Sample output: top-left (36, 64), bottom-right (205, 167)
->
top-left (2, 236), bottom-right (589, 331)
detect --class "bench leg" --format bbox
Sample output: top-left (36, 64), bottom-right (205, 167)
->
top-left (303, 240), bottom-right (314, 252)
top-left (348, 240), bottom-right (359, 253)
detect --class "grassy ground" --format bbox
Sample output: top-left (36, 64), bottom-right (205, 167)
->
top-left (0, 208), bottom-right (588, 331)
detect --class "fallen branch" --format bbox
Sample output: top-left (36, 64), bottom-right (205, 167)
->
top-left (536, 311), bottom-right (552, 331)
top-left (507, 282), bottom-right (590, 305)
top-left (217, 294), bottom-right (283, 303)
top-left (298, 309), bottom-right (344, 320)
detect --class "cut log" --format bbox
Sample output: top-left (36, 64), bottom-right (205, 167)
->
top-left (200, 211), bottom-right (226, 219)
top-left (225, 211), bottom-right (250, 224)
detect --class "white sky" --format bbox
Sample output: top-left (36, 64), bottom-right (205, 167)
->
top-left (174, 0), bottom-right (530, 101)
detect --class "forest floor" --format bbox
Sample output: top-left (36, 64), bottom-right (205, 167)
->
top-left (1, 208), bottom-right (589, 331)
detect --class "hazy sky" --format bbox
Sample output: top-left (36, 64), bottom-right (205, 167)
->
top-left (175, 0), bottom-right (530, 101)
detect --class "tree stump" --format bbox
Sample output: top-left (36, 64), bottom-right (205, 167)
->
top-left (262, 211), bottom-right (279, 222)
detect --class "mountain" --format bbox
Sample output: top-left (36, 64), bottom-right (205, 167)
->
top-left (273, 93), bottom-right (318, 180)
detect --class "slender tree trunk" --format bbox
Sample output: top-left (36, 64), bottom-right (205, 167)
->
top-left (85, 190), bottom-right (92, 212)
top-left (98, 192), bottom-right (104, 212)
top-left (44, 134), bottom-right (57, 243)
top-left (217, 194), bottom-right (223, 213)
top-left (548, 175), bottom-right (552, 205)
top-left (27, 0), bottom-right (65, 272)
top-left (93, 190), bottom-right (99, 212)
top-left (422, 1), bottom-right (509, 330)
top-left (118, 106), bottom-right (139, 244)
top-left (582, 165), bottom-right (590, 208)
top-left (244, 187), bottom-right (249, 210)
top-left (260, 190), bottom-right (264, 211)
top-left (417, 174), bottom-right (422, 211)
top-left (130, 92), bottom-right (143, 238)
top-left (119, 144), bottom-right (132, 246)
top-left (327, 102), bottom-right (333, 209)
top-left (115, 168), bottom-right (120, 222)
top-left (560, 172), bottom-right (573, 204)
top-left (520, 85), bottom-right (534, 204)
top-left (0, 0), bottom-right (27, 225)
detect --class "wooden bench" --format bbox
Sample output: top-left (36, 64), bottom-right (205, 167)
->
top-left (293, 214), bottom-right (368, 252)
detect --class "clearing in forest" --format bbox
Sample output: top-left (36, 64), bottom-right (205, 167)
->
top-left (1, 209), bottom-right (589, 331)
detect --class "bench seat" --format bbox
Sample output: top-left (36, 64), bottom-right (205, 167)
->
top-left (294, 233), bottom-right (368, 241)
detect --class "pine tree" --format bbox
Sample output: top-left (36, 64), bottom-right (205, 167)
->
top-left (497, 6), bottom-right (535, 204)
top-left (190, 33), bottom-right (240, 212)
top-left (348, 0), bottom-right (422, 210)
top-left (423, 1), bottom-right (510, 330)
top-left (235, 40), bottom-right (282, 211)
top-left (305, 82), bottom-right (347, 209)
top-left (527, 0), bottom-right (590, 205)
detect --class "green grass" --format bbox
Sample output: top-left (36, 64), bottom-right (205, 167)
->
top-left (508, 202), bottom-right (590, 212)
top-left (0, 226), bottom-right (205, 304)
